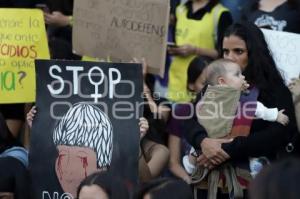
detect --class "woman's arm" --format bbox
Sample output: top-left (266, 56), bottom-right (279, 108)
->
top-left (168, 11), bottom-right (232, 59)
top-left (44, 11), bottom-right (72, 27)
top-left (183, 115), bottom-right (207, 150)
top-left (183, 106), bottom-right (231, 166)
top-left (222, 85), bottom-right (298, 159)
top-left (168, 134), bottom-right (191, 184)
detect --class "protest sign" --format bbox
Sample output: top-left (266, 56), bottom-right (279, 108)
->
top-left (0, 9), bottom-right (50, 103)
top-left (262, 29), bottom-right (300, 84)
top-left (72, 0), bottom-right (169, 77)
top-left (30, 60), bottom-right (143, 199)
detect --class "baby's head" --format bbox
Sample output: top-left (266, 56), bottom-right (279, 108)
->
top-left (206, 59), bottom-right (245, 90)
top-left (187, 56), bottom-right (212, 93)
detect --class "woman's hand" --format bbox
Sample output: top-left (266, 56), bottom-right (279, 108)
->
top-left (168, 44), bottom-right (197, 57)
top-left (196, 154), bottom-right (215, 169)
top-left (26, 106), bottom-right (37, 128)
top-left (199, 138), bottom-right (232, 165)
top-left (139, 117), bottom-right (149, 139)
top-left (44, 11), bottom-right (71, 26)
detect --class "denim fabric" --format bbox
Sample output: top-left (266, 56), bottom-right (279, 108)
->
top-left (0, 146), bottom-right (29, 168)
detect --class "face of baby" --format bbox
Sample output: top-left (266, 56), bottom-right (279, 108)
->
top-left (221, 62), bottom-right (245, 90)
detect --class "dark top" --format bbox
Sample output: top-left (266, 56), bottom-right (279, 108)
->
top-left (143, 98), bottom-right (170, 145)
top-left (0, 0), bottom-right (36, 7)
top-left (241, 1), bottom-right (300, 33)
top-left (220, 0), bottom-right (249, 21)
top-left (0, 104), bottom-right (25, 121)
top-left (168, 103), bottom-right (192, 138)
top-left (0, 125), bottom-right (22, 154)
top-left (182, 0), bottom-right (233, 47)
top-left (0, 157), bottom-right (29, 199)
top-left (184, 82), bottom-right (299, 160)
top-left (46, 0), bottom-right (73, 15)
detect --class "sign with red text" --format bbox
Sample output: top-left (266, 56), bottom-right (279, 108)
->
top-left (0, 9), bottom-right (50, 103)
top-left (262, 29), bottom-right (300, 84)
top-left (72, 0), bottom-right (169, 77)
top-left (30, 60), bottom-right (142, 199)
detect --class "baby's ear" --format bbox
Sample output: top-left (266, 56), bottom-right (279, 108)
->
top-left (217, 76), bottom-right (226, 85)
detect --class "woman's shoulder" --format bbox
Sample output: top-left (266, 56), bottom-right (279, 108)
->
top-left (258, 82), bottom-right (293, 106)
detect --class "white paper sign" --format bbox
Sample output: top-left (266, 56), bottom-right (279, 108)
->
top-left (262, 29), bottom-right (300, 84)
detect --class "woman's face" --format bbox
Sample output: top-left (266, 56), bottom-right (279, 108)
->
top-left (79, 185), bottom-right (109, 199)
top-left (222, 35), bottom-right (248, 71)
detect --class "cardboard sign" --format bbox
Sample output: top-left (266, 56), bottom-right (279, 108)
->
top-left (262, 29), bottom-right (300, 84)
top-left (72, 0), bottom-right (169, 77)
top-left (30, 60), bottom-right (143, 199)
top-left (0, 9), bottom-right (50, 103)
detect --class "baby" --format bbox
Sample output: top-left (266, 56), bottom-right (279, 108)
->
top-left (183, 59), bottom-right (289, 177)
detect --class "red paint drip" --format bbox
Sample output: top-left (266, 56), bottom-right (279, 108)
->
top-left (81, 157), bottom-right (88, 177)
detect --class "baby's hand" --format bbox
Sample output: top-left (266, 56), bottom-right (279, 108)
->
top-left (241, 80), bottom-right (250, 91)
top-left (276, 109), bottom-right (289, 126)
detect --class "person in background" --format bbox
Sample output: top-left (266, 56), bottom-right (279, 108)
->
top-left (138, 59), bottom-right (170, 182)
top-left (133, 178), bottom-right (193, 199)
top-left (168, 56), bottom-right (211, 184)
top-left (0, 113), bottom-right (29, 199)
top-left (241, 0), bottom-right (300, 33)
top-left (167, 0), bottom-right (232, 102)
top-left (220, 0), bottom-right (249, 21)
top-left (43, 0), bottom-right (81, 59)
top-left (153, 0), bottom-right (181, 99)
top-left (77, 171), bottom-right (129, 199)
top-left (249, 157), bottom-right (300, 199)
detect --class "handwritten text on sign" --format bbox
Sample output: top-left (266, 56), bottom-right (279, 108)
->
top-left (262, 29), bottom-right (300, 84)
top-left (73, 0), bottom-right (169, 77)
top-left (0, 9), bottom-right (49, 103)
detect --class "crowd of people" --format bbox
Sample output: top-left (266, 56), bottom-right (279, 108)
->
top-left (1, 0), bottom-right (300, 199)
